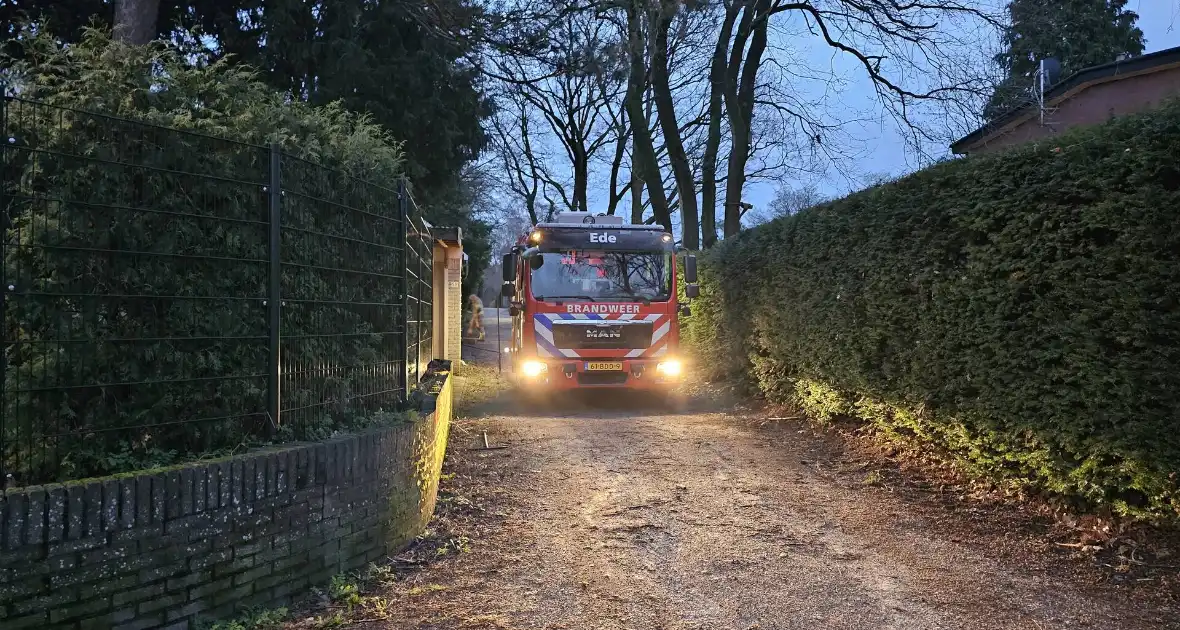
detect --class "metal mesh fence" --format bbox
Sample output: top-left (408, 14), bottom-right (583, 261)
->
top-left (0, 95), bottom-right (433, 485)
top-left (406, 211), bottom-right (434, 386)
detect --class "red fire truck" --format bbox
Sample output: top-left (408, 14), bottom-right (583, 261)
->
top-left (499, 212), bottom-right (698, 395)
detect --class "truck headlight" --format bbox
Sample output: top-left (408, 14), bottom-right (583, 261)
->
top-left (655, 359), bottom-right (682, 377)
top-left (521, 360), bottom-right (547, 378)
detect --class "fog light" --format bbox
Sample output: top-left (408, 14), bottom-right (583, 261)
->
top-left (655, 359), bottom-right (682, 377)
top-left (521, 360), bottom-right (547, 378)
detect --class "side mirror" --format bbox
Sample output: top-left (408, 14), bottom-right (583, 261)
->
top-left (501, 253), bottom-right (516, 282)
top-left (683, 254), bottom-right (699, 300)
top-left (501, 253), bottom-right (516, 297)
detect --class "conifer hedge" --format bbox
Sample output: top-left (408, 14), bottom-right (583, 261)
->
top-left (686, 102), bottom-right (1180, 519)
top-left (1, 30), bottom-right (414, 482)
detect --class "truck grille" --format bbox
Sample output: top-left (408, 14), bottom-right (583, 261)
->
top-left (550, 321), bottom-right (653, 349)
top-left (577, 372), bottom-right (629, 386)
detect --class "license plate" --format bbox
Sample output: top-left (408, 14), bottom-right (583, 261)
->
top-left (585, 362), bottom-right (623, 371)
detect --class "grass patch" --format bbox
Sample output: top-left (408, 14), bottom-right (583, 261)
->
top-left (199, 607), bottom-right (288, 630)
top-left (407, 583), bottom-right (448, 596)
top-left (454, 363), bottom-right (510, 416)
top-left (297, 565), bottom-right (402, 627)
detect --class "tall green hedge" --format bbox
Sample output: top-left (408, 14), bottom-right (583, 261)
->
top-left (687, 102), bottom-right (1180, 520)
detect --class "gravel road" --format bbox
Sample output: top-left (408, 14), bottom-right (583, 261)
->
top-left (371, 404), bottom-right (1170, 630)
top-left (355, 309), bottom-right (1175, 629)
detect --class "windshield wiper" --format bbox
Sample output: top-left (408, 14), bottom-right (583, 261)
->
top-left (613, 294), bottom-right (654, 304)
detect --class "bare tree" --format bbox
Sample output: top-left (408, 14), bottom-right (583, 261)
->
top-left (744, 182), bottom-right (827, 225)
top-left (482, 0), bottom-right (710, 235)
top-left (645, 0), bottom-right (998, 241)
top-left (599, 75), bottom-right (633, 217)
top-left (478, 0), bottom-right (996, 247)
top-left (651, 6), bottom-right (696, 246)
top-left (858, 170), bottom-right (899, 189)
top-left (600, 0), bottom-right (717, 240)
top-left (488, 9), bottom-right (627, 215)
top-left (648, 0), bottom-right (718, 248)
top-left (623, 0), bottom-right (675, 232)
top-left (489, 87), bottom-right (564, 224)
top-left (699, 2), bottom-right (740, 248)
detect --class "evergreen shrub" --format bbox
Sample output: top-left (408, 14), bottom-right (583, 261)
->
top-left (686, 102), bottom-right (1180, 519)
top-left (1, 29), bottom-right (412, 481)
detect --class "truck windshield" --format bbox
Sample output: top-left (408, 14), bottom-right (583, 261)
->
top-left (530, 251), bottom-right (671, 302)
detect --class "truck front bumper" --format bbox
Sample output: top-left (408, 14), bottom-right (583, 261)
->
top-left (514, 358), bottom-right (683, 390)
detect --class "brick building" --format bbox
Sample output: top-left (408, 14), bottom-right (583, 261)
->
top-left (952, 46), bottom-right (1180, 156)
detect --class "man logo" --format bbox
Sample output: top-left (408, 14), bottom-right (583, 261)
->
top-left (589, 232), bottom-right (617, 243)
top-left (582, 215), bottom-right (595, 224)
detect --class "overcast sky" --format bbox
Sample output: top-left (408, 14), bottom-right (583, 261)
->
top-left (741, 0), bottom-right (1180, 213)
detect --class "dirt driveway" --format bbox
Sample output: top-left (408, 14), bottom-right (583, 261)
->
top-left (335, 379), bottom-right (1173, 630)
top-left (279, 313), bottom-right (1175, 629)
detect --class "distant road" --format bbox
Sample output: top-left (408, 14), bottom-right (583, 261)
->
top-left (462, 307), bottom-right (511, 370)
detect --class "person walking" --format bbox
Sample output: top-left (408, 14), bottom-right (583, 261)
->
top-left (467, 294), bottom-right (485, 341)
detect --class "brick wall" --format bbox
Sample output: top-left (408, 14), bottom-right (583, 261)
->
top-left (0, 371), bottom-right (452, 630)
top-left (446, 252), bottom-right (463, 372)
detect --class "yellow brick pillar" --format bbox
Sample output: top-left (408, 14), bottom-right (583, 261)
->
top-left (431, 227), bottom-right (463, 373)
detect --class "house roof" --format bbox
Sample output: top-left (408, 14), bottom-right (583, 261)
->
top-left (951, 45), bottom-right (1180, 154)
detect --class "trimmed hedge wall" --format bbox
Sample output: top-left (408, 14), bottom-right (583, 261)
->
top-left (687, 101), bottom-right (1180, 519)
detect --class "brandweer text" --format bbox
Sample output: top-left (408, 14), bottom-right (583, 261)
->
top-left (565, 303), bottom-right (642, 314)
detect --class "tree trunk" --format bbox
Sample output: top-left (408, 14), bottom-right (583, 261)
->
top-left (525, 192), bottom-right (538, 226)
top-left (606, 124), bottom-right (629, 216)
top-left (722, 0), bottom-right (769, 238)
top-left (722, 142), bottom-right (746, 237)
top-left (573, 147), bottom-right (589, 214)
top-left (625, 0), bottom-right (673, 233)
top-left (113, 0), bottom-right (162, 46)
top-left (651, 6), bottom-right (699, 249)
top-left (520, 110), bottom-right (541, 224)
top-left (701, 5), bottom-right (740, 248)
top-left (630, 163), bottom-right (644, 224)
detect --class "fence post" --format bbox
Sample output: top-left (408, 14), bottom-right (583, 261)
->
top-left (416, 219), bottom-right (425, 384)
top-left (267, 144), bottom-right (282, 431)
top-left (0, 93), bottom-right (8, 481)
top-left (397, 179), bottom-right (411, 397)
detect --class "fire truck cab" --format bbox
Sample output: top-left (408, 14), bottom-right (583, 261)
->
top-left (499, 212), bottom-right (698, 394)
